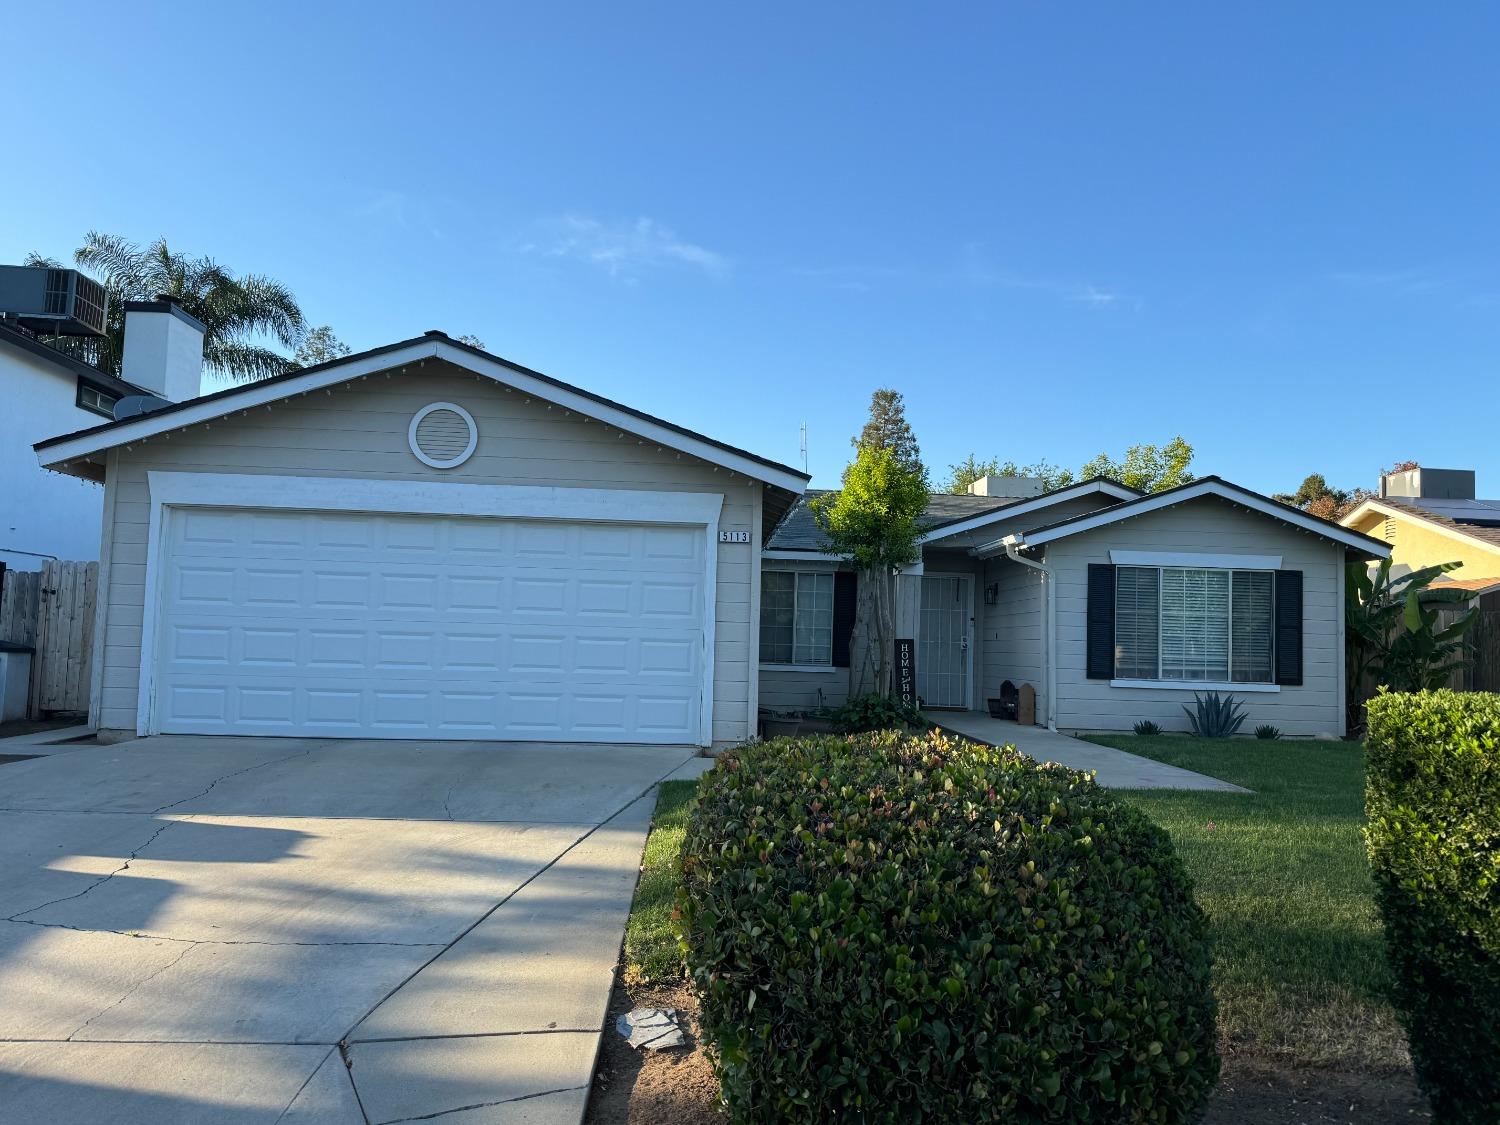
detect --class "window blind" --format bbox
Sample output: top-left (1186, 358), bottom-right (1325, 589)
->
top-left (1160, 568), bottom-right (1230, 681)
top-left (1114, 567), bottom-right (1160, 679)
top-left (1231, 570), bottom-right (1275, 683)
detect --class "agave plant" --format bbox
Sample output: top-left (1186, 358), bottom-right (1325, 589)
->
top-left (1183, 691), bottom-right (1247, 738)
top-left (1133, 719), bottom-right (1162, 737)
top-left (1254, 724), bottom-right (1281, 741)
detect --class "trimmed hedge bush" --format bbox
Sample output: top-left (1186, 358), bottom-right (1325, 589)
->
top-left (1366, 690), bottom-right (1500, 1124)
top-left (827, 692), bottom-right (926, 734)
top-left (677, 731), bottom-right (1218, 1123)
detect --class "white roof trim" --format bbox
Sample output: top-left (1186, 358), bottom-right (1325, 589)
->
top-left (918, 479), bottom-right (1139, 546)
top-left (976, 479), bottom-right (1391, 557)
top-left (1341, 498), bottom-right (1500, 559)
top-left (35, 339), bottom-right (809, 493)
top-left (761, 549), bottom-right (849, 563)
top-left (1109, 550), bottom-right (1283, 570)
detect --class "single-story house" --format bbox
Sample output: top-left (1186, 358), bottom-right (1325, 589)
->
top-left (763, 473), bottom-right (1390, 738)
top-left (36, 332), bottom-right (808, 749)
top-left (34, 333), bottom-right (1389, 746)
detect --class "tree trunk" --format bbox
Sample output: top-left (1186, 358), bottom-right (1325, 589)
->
top-left (849, 566), bottom-right (903, 699)
top-left (869, 566), bottom-right (896, 698)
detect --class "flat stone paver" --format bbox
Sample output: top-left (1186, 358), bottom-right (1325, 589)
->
top-left (936, 714), bottom-right (1249, 792)
top-left (0, 735), bottom-right (694, 1123)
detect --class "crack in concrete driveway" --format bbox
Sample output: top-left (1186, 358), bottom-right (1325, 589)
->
top-left (0, 735), bottom-right (700, 1123)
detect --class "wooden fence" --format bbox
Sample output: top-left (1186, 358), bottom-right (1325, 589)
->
top-left (1436, 607), bottom-right (1500, 692)
top-left (0, 560), bottom-right (98, 717)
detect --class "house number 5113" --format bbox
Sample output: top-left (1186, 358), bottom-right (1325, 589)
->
top-left (719, 530), bottom-right (751, 544)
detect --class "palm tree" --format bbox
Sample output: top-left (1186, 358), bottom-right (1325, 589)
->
top-left (26, 231), bottom-right (307, 383)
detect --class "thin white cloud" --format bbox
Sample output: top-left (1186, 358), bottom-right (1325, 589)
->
top-left (352, 190), bottom-right (447, 240)
top-left (1068, 285), bottom-right (1128, 308)
top-left (525, 215), bottom-right (730, 281)
top-left (794, 247), bottom-right (1139, 309)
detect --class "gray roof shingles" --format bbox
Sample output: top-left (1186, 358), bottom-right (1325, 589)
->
top-left (766, 489), bottom-right (1017, 551)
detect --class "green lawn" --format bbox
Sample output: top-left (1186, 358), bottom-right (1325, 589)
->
top-left (1094, 735), bottom-right (1404, 1069)
top-left (622, 741), bottom-right (1404, 1071)
top-left (622, 779), bottom-right (699, 984)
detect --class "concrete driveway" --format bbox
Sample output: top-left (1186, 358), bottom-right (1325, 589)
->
top-left (0, 735), bottom-right (699, 1124)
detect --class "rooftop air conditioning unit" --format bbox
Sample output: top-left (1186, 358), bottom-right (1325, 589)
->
top-left (0, 266), bottom-right (111, 337)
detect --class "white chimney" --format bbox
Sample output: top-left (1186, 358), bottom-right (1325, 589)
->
top-left (121, 295), bottom-right (205, 402)
top-left (968, 474), bottom-right (1047, 499)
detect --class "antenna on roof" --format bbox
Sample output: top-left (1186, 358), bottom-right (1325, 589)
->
top-left (800, 421), bottom-right (808, 474)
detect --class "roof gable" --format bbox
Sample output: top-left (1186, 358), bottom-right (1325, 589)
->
top-left (764, 478), bottom-right (1140, 554)
top-left (1342, 497), bottom-right (1500, 557)
top-left (979, 476), bottom-right (1390, 557)
top-left (34, 331), bottom-right (810, 494)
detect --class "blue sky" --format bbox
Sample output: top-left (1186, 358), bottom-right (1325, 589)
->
top-left (4, 3), bottom-right (1498, 492)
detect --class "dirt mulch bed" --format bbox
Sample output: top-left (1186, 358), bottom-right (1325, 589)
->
top-left (585, 974), bottom-right (1431, 1125)
top-left (586, 977), bottom-right (722, 1125)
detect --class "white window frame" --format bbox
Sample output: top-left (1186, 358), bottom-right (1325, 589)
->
top-left (758, 569), bottom-right (837, 671)
top-left (1109, 565), bottom-right (1281, 693)
top-left (77, 380), bottom-right (118, 419)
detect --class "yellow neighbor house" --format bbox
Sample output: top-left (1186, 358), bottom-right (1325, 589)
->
top-left (1340, 467), bottom-right (1500, 601)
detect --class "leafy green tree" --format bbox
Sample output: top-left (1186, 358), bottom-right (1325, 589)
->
top-left (292, 325), bottom-right (351, 368)
top-left (942, 455), bottom-right (1074, 494)
top-left (27, 231), bottom-right (306, 383)
top-left (456, 333), bottom-right (486, 350)
top-left (1346, 558), bottom-right (1476, 731)
top-left (1080, 435), bottom-right (1195, 493)
top-left (812, 445), bottom-right (929, 697)
top-left (853, 388), bottom-right (924, 478)
top-left (1273, 472), bottom-right (1371, 521)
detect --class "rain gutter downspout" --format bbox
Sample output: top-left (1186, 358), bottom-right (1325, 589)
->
top-left (1001, 533), bottom-right (1057, 730)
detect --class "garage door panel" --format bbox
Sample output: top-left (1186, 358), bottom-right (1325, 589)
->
top-left (153, 509), bottom-right (706, 742)
top-left (171, 516), bottom-right (703, 573)
top-left (161, 616), bottom-right (703, 680)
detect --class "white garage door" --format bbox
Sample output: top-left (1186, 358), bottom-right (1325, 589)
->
top-left (150, 507), bottom-right (707, 742)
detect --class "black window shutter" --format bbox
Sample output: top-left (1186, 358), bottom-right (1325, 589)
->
top-left (832, 571), bottom-right (857, 668)
top-left (1275, 570), bottom-right (1303, 686)
top-left (1086, 564), bottom-right (1116, 680)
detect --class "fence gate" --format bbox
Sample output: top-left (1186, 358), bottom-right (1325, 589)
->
top-left (35, 560), bottom-right (98, 715)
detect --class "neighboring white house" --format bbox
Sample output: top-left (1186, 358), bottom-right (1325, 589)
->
top-left (761, 475), bottom-right (1390, 738)
top-left (2, 266), bottom-right (205, 571)
top-left (35, 333), bottom-right (808, 748)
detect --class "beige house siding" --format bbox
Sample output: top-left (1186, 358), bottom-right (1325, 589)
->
top-left (979, 558), bottom-right (1044, 715)
top-left (1046, 496), bottom-right (1346, 737)
top-left (758, 666), bottom-right (850, 713)
top-left (758, 557), bottom-right (850, 714)
top-left (93, 361), bottom-right (760, 746)
top-left (756, 493), bottom-right (1121, 718)
top-left (974, 494), bottom-right (1116, 720)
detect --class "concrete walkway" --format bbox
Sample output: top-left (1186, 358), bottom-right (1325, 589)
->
top-left (0, 735), bottom-right (699, 1124)
top-left (0, 723), bottom-right (95, 757)
top-left (935, 713), bottom-right (1248, 792)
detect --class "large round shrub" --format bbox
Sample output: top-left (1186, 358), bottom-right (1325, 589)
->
top-left (677, 730), bottom-right (1218, 1123)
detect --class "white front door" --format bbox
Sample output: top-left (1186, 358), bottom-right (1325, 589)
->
top-left (917, 574), bottom-right (971, 709)
top-left (150, 506), bottom-right (707, 743)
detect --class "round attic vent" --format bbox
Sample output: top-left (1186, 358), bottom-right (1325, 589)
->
top-left (408, 402), bottom-right (477, 468)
